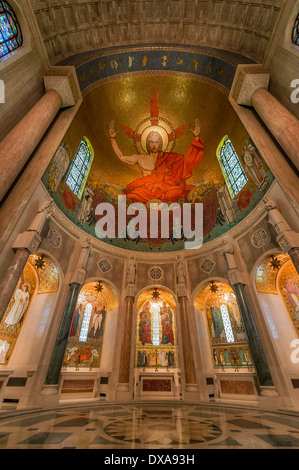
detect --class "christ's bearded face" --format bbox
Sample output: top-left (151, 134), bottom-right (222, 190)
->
top-left (146, 131), bottom-right (163, 154)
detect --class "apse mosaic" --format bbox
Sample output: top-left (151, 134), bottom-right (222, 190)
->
top-left (194, 281), bottom-right (253, 369)
top-left (0, 253), bottom-right (59, 365)
top-left (135, 288), bottom-right (178, 369)
top-left (42, 57), bottom-right (274, 252)
top-left (63, 281), bottom-right (117, 370)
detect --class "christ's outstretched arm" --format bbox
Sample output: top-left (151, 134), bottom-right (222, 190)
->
top-left (109, 121), bottom-right (138, 165)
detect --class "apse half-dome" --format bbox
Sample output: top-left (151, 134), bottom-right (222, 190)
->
top-left (42, 46), bottom-right (274, 253)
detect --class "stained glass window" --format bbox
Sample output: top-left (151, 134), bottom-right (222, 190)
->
top-left (151, 301), bottom-right (162, 346)
top-left (0, 1), bottom-right (23, 62)
top-left (217, 136), bottom-right (248, 197)
top-left (65, 137), bottom-right (94, 199)
top-left (78, 303), bottom-right (92, 342)
top-left (292, 12), bottom-right (299, 46)
top-left (220, 304), bottom-right (235, 343)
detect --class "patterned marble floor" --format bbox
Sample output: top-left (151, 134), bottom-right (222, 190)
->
top-left (0, 402), bottom-right (299, 449)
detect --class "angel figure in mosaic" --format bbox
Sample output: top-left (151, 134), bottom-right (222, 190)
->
top-left (5, 283), bottom-right (30, 327)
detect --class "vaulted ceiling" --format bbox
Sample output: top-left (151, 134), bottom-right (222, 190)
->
top-left (31, 0), bottom-right (283, 65)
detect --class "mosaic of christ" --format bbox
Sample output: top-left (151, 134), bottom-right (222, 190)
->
top-left (43, 75), bottom-right (273, 251)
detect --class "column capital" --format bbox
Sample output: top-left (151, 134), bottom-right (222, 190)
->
top-left (230, 64), bottom-right (270, 106)
top-left (263, 197), bottom-right (299, 250)
top-left (68, 238), bottom-right (92, 285)
top-left (228, 268), bottom-right (247, 286)
top-left (44, 66), bottom-right (81, 108)
top-left (126, 283), bottom-right (136, 298)
top-left (12, 231), bottom-right (41, 254)
top-left (176, 282), bottom-right (187, 298)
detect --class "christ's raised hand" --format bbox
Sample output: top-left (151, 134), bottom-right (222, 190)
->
top-left (109, 121), bottom-right (119, 139)
top-left (191, 119), bottom-right (201, 139)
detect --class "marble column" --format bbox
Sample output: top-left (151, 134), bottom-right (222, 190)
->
top-left (0, 90), bottom-right (62, 201)
top-left (0, 199), bottom-right (53, 322)
top-left (118, 295), bottom-right (134, 385)
top-left (118, 257), bottom-right (136, 390)
top-left (264, 197), bottom-right (299, 274)
top-left (44, 282), bottom-right (82, 385)
top-left (230, 64), bottom-right (299, 171)
top-left (178, 294), bottom-right (197, 386)
top-left (176, 255), bottom-right (198, 393)
top-left (251, 88), bottom-right (299, 170)
top-left (43, 239), bottom-right (91, 391)
top-left (222, 241), bottom-right (276, 394)
top-left (232, 282), bottom-right (274, 387)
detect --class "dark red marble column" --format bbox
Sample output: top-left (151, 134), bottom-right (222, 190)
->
top-left (118, 296), bottom-right (134, 384)
top-left (178, 295), bottom-right (197, 385)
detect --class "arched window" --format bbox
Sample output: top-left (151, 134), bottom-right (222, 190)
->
top-left (220, 304), bottom-right (235, 343)
top-left (292, 12), bottom-right (299, 46)
top-left (65, 137), bottom-right (94, 199)
top-left (78, 303), bottom-right (92, 342)
top-left (217, 136), bottom-right (248, 198)
top-left (0, 1), bottom-right (23, 62)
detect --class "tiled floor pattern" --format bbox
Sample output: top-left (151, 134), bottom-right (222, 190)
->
top-left (0, 403), bottom-right (299, 449)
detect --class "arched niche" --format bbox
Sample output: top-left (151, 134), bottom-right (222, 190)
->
top-left (135, 287), bottom-right (178, 370)
top-left (62, 280), bottom-right (119, 371)
top-left (0, 251), bottom-right (60, 365)
top-left (254, 251), bottom-right (299, 339)
top-left (193, 280), bottom-right (253, 370)
top-left (252, 250), bottom-right (299, 400)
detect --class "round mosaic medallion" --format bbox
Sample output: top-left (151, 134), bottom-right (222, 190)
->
top-left (47, 229), bottom-right (62, 248)
top-left (148, 266), bottom-right (163, 281)
top-left (251, 229), bottom-right (267, 248)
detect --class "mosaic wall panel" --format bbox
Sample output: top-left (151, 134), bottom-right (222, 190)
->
top-left (0, 262), bottom-right (37, 365)
top-left (0, 253), bottom-right (60, 365)
top-left (63, 281), bottom-right (118, 369)
top-left (28, 253), bottom-right (59, 294)
top-left (278, 259), bottom-right (299, 336)
top-left (255, 252), bottom-right (289, 295)
top-left (135, 289), bottom-right (178, 369)
top-left (194, 281), bottom-right (254, 369)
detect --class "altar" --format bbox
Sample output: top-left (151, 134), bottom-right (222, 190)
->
top-left (133, 370), bottom-right (181, 399)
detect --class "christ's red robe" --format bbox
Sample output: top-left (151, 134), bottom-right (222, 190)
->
top-left (123, 137), bottom-right (205, 203)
